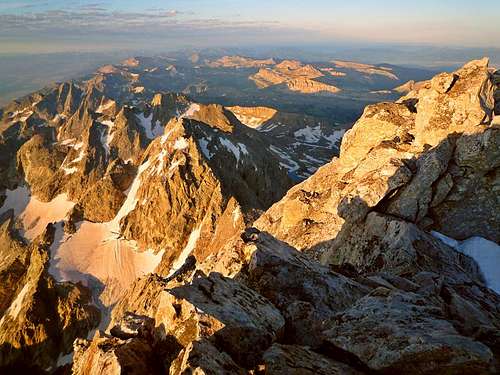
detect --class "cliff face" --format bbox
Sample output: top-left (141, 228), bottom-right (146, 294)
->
top-left (69, 59), bottom-right (500, 375)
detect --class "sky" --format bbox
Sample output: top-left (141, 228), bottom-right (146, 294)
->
top-left (1, 0), bottom-right (499, 54)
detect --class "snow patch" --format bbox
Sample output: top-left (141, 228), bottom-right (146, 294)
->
top-left (198, 137), bottom-right (213, 159)
top-left (153, 149), bottom-right (168, 175)
top-left (220, 137), bottom-right (248, 164)
top-left (112, 158), bottom-right (152, 227)
top-left (173, 137), bottom-right (189, 150)
top-left (49, 157), bottom-right (164, 308)
top-left (168, 226), bottom-right (201, 277)
top-left (238, 142), bottom-right (249, 156)
top-left (8, 283), bottom-right (31, 318)
top-left (49, 220), bottom-right (164, 308)
top-left (0, 185), bottom-right (31, 217)
top-left (293, 126), bottom-right (346, 147)
top-left (71, 148), bottom-right (85, 163)
top-left (431, 231), bottom-right (500, 294)
top-left (303, 154), bottom-right (324, 165)
top-left (258, 123), bottom-right (279, 132)
top-left (294, 126), bottom-right (323, 143)
top-left (99, 120), bottom-right (115, 156)
top-left (136, 112), bottom-right (164, 139)
top-left (324, 129), bottom-right (346, 147)
top-left (269, 145), bottom-right (300, 172)
top-left (61, 145), bottom-right (85, 175)
top-left (0, 187), bottom-right (75, 240)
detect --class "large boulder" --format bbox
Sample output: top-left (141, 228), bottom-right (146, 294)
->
top-left (245, 231), bottom-right (368, 346)
top-left (322, 290), bottom-right (495, 374)
top-left (109, 271), bottom-right (284, 370)
top-left (262, 344), bottom-right (361, 375)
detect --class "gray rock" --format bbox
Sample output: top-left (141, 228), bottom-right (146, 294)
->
top-left (322, 290), bottom-right (495, 374)
top-left (263, 344), bottom-right (361, 374)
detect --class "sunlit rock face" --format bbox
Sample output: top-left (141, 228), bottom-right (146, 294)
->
top-left (256, 58), bottom-right (499, 251)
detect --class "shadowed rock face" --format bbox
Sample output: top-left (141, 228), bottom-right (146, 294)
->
top-left (227, 105), bottom-right (347, 180)
top-left (0, 217), bottom-right (99, 372)
top-left (1, 59), bottom-right (500, 374)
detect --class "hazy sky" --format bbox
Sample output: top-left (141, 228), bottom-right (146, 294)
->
top-left (1, 0), bottom-right (499, 53)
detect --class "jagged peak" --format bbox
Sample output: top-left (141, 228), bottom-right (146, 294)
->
top-left (186, 103), bottom-right (242, 133)
top-left (462, 56), bottom-right (489, 69)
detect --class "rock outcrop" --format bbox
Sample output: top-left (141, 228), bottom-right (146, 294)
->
top-left (286, 77), bottom-right (341, 94)
top-left (256, 58), bottom-right (499, 249)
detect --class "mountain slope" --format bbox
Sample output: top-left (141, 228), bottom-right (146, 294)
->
top-left (228, 105), bottom-right (346, 179)
top-left (0, 76), bottom-right (291, 371)
top-left (70, 59), bottom-right (500, 374)
top-left (0, 58), bottom-right (498, 373)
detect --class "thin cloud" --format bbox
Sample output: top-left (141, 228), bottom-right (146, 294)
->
top-left (0, 7), bottom-right (281, 35)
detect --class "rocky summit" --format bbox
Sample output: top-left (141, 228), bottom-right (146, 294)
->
top-left (0, 58), bottom-right (499, 374)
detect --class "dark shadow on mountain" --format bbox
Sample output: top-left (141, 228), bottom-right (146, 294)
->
top-left (0, 310), bottom-right (98, 374)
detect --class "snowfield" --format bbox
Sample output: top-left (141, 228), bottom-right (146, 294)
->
top-left (0, 186), bottom-right (75, 240)
top-left (49, 157), bottom-right (164, 307)
top-left (168, 226), bottom-right (201, 277)
top-left (49, 221), bottom-right (164, 307)
top-left (432, 231), bottom-right (500, 294)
